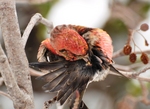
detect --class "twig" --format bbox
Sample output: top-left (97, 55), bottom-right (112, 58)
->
top-left (22, 13), bottom-right (53, 48)
top-left (135, 64), bottom-right (150, 76)
top-left (16, 0), bottom-right (52, 4)
top-left (113, 63), bottom-right (143, 71)
top-left (113, 49), bottom-right (150, 59)
top-left (112, 49), bottom-right (124, 59)
top-left (0, 90), bottom-right (12, 100)
top-left (113, 29), bottom-right (150, 59)
top-left (109, 70), bottom-right (150, 82)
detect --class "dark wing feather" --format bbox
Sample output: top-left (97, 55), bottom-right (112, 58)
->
top-left (50, 75), bottom-right (69, 92)
top-left (92, 46), bottom-right (125, 76)
top-left (42, 70), bottom-right (66, 90)
top-left (30, 43), bottom-right (123, 109)
top-left (30, 59), bottom-right (93, 107)
top-left (31, 47), bottom-right (111, 107)
top-left (29, 60), bottom-right (67, 71)
top-left (56, 60), bottom-right (91, 104)
top-left (38, 67), bottom-right (66, 81)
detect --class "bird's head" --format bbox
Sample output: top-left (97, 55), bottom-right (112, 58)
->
top-left (38, 25), bottom-right (89, 61)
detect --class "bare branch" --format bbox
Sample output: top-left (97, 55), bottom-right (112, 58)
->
top-left (16, 0), bottom-right (52, 4)
top-left (0, 90), bottom-right (12, 100)
top-left (113, 63), bottom-right (143, 71)
top-left (113, 49), bottom-right (150, 59)
top-left (135, 64), bottom-right (150, 76)
top-left (112, 49), bottom-right (124, 59)
top-left (113, 29), bottom-right (150, 59)
top-left (22, 13), bottom-right (53, 48)
top-left (110, 70), bottom-right (150, 82)
top-left (0, 0), bottom-right (34, 108)
top-left (0, 44), bottom-right (25, 107)
top-left (0, 77), bottom-right (3, 86)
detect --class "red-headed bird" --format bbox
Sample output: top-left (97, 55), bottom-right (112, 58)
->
top-left (30, 25), bottom-right (122, 109)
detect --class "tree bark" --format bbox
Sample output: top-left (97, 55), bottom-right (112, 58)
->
top-left (0, 0), bottom-right (34, 108)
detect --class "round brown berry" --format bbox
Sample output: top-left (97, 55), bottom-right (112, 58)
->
top-left (123, 44), bottom-right (132, 55)
top-left (141, 52), bottom-right (149, 64)
top-left (140, 23), bottom-right (149, 31)
top-left (129, 53), bottom-right (137, 63)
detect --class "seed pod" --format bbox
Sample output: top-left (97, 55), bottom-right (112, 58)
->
top-left (129, 53), bottom-right (137, 63)
top-left (123, 44), bottom-right (132, 55)
top-left (140, 52), bottom-right (149, 64)
top-left (145, 40), bottom-right (149, 46)
top-left (140, 23), bottom-right (149, 31)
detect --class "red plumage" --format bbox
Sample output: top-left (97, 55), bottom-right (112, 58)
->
top-left (30, 24), bottom-right (122, 109)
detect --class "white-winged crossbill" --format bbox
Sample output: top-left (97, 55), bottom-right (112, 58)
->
top-left (30, 25), bottom-right (123, 109)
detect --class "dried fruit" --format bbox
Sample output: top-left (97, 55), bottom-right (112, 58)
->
top-left (129, 53), bottom-right (137, 63)
top-left (140, 23), bottom-right (149, 31)
top-left (123, 44), bottom-right (132, 55)
top-left (140, 52), bottom-right (149, 64)
top-left (145, 40), bottom-right (149, 46)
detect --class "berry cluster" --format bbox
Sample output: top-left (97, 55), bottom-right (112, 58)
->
top-left (123, 23), bottom-right (149, 64)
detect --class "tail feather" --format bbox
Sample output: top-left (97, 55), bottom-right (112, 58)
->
top-left (109, 64), bottom-right (126, 77)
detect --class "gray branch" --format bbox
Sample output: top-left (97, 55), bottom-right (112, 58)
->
top-left (0, 0), bottom-right (34, 108)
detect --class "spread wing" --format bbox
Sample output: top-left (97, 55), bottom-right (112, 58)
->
top-left (30, 45), bottom-right (123, 109)
top-left (30, 59), bottom-right (92, 108)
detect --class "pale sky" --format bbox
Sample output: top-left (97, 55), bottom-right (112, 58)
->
top-left (48, 0), bottom-right (111, 28)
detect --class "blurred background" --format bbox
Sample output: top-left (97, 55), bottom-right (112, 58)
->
top-left (0, 0), bottom-right (150, 109)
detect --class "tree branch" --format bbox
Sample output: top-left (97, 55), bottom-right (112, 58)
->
top-left (113, 49), bottom-right (150, 59)
top-left (0, 77), bottom-right (3, 86)
top-left (0, 90), bottom-right (12, 100)
top-left (22, 13), bottom-right (53, 48)
top-left (0, 0), bottom-right (34, 108)
top-left (0, 44), bottom-right (26, 108)
top-left (16, 0), bottom-right (52, 4)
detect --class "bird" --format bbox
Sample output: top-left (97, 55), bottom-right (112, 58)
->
top-left (30, 24), bottom-right (123, 109)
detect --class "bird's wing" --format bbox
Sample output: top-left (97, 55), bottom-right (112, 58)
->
top-left (30, 59), bottom-right (93, 108)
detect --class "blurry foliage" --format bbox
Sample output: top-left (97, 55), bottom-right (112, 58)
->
top-left (104, 19), bottom-right (128, 35)
top-left (140, 4), bottom-right (150, 17)
top-left (126, 80), bottom-right (142, 96)
top-left (128, 0), bottom-right (150, 17)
